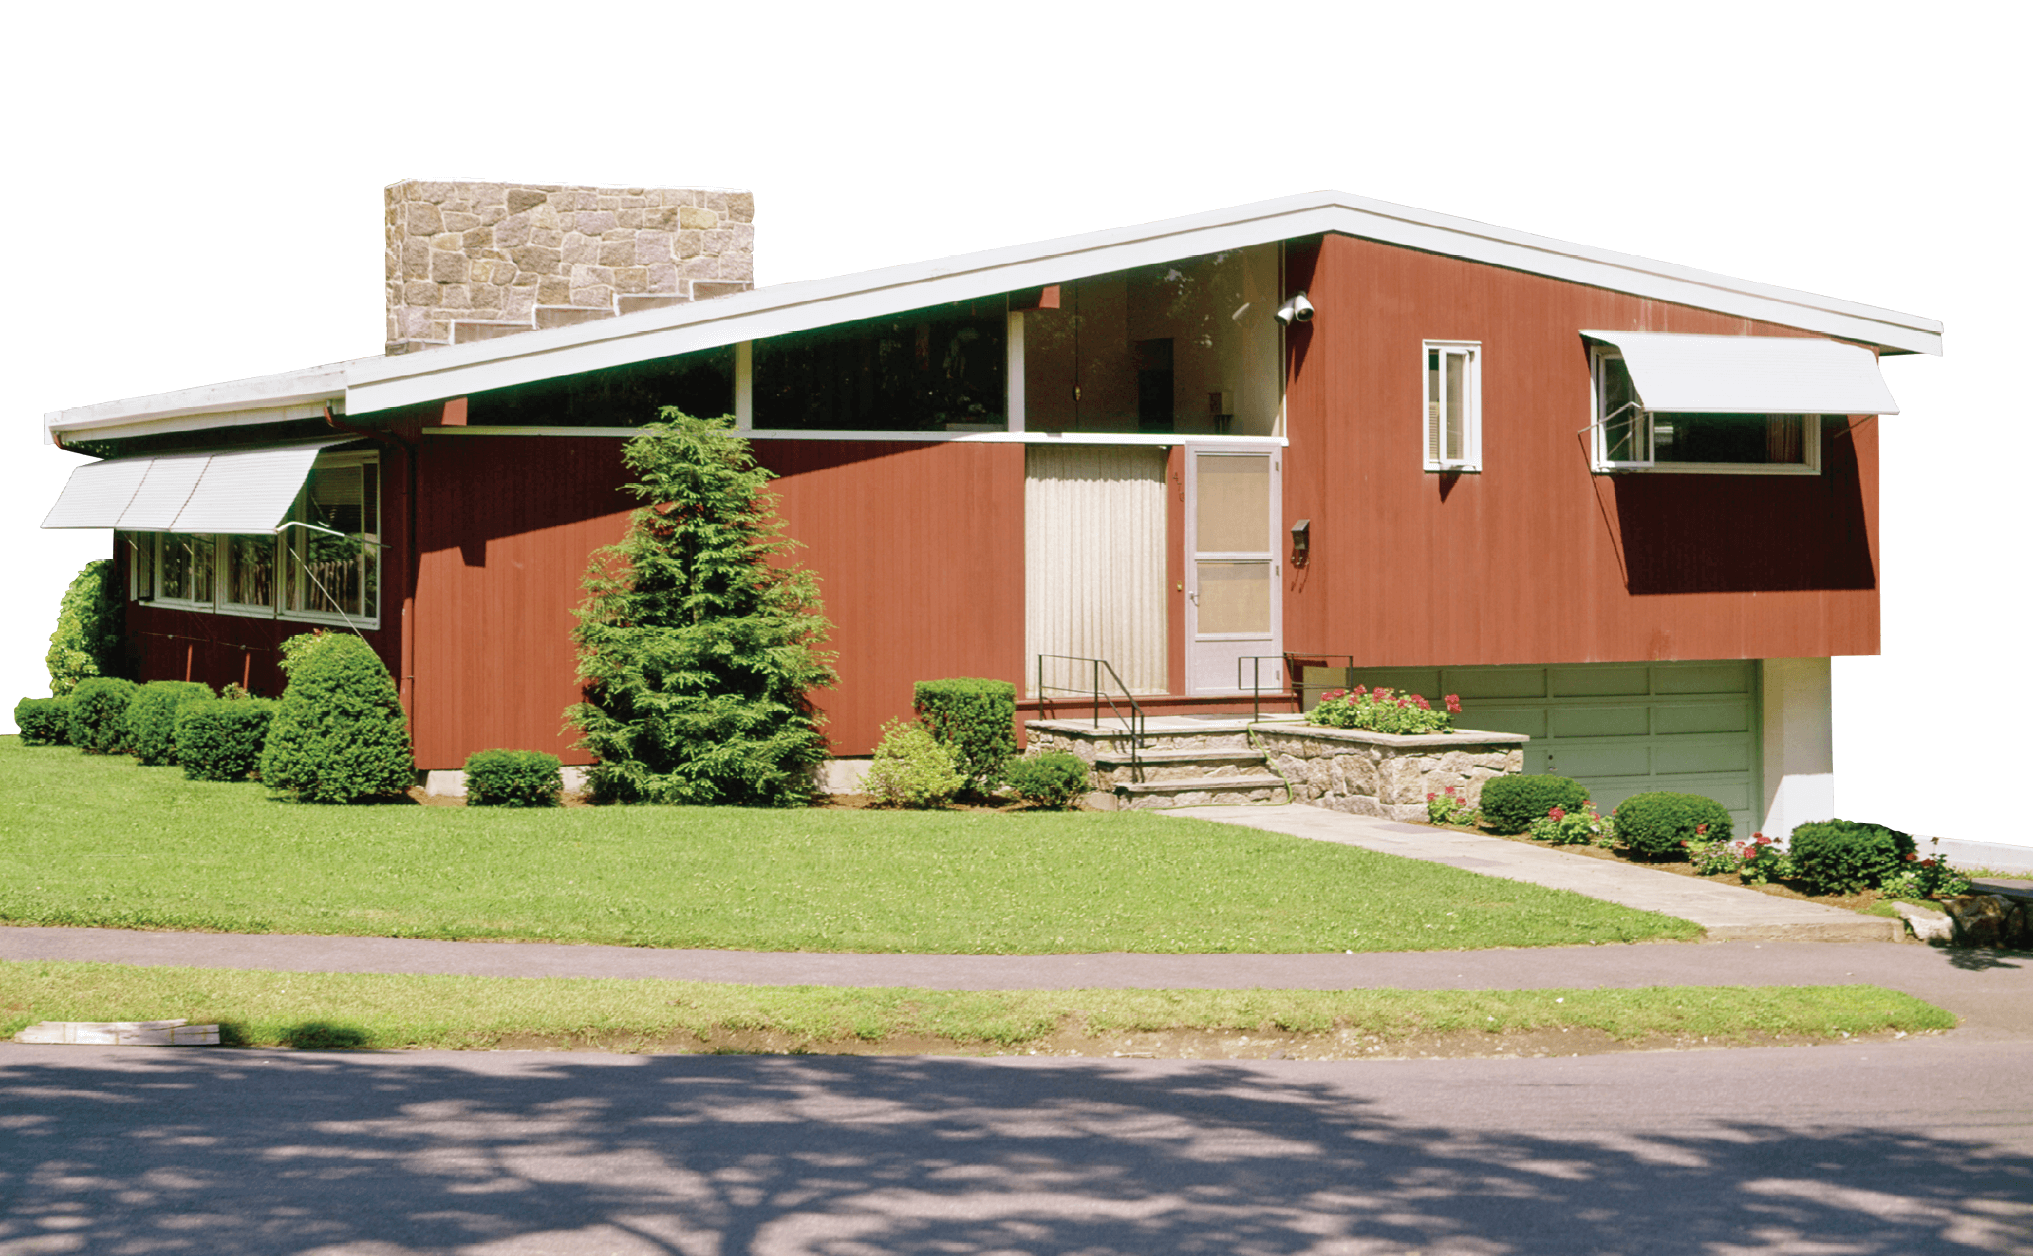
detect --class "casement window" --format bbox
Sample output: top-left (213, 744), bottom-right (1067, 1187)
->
top-left (1592, 347), bottom-right (1820, 474)
top-left (127, 453), bottom-right (381, 628)
top-left (1424, 341), bottom-right (1481, 471)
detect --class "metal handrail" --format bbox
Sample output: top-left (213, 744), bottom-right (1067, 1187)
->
top-left (1035, 654), bottom-right (1150, 777)
top-left (1238, 652), bottom-right (1356, 721)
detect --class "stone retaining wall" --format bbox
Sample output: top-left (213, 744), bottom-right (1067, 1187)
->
top-left (385, 180), bottom-right (755, 353)
top-left (1254, 725), bottom-right (1527, 823)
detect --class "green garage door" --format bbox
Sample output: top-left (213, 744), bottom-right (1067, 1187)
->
top-left (1302, 661), bottom-right (1761, 831)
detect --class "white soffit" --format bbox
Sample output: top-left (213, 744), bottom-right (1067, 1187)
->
top-left (44, 361), bottom-right (355, 443)
top-left (41, 441), bottom-right (347, 532)
top-left (342, 190), bottom-right (1943, 416)
top-left (1583, 331), bottom-right (1901, 415)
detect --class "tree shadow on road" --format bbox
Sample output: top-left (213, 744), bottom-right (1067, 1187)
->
top-left (1, 1047), bottom-right (2027, 1254)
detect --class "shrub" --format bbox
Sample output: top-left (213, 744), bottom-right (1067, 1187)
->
top-left (14, 697), bottom-right (71, 746)
top-left (914, 678), bottom-right (1017, 794)
top-left (1612, 791), bottom-right (1734, 859)
top-left (66, 677), bottom-right (139, 754)
top-left (176, 698), bottom-right (276, 781)
top-left (124, 680), bottom-right (214, 766)
top-left (1788, 818), bottom-right (1918, 895)
top-left (1309, 685), bottom-right (1458, 735)
top-left (1477, 774), bottom-right (1590, 835)
top-left (464, 749), bottom-right (565, 807)
top-left (1528, 800), bottom-right (1608, 845)
top-left (45, 558), bottom-right (124, 696)
top-left (1003, 750), bottom-right (1091, 810)
top-left (862, 720), bottom-right (963, 809)
top-left (260, 632), bottom-right (415, 803)
top-left (569, 413), bottom-right (836, 806)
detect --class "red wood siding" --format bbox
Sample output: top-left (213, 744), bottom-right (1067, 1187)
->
top-left (758, 440), bottom-right (1027, 756)
top-left (405, 435), bottom-right (1025, 769)
top-left (1281, 233), bottom-right (1881, 669)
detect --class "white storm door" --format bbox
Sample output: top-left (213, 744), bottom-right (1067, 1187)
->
top-left (1184, 444), bottom-right (1281, 695)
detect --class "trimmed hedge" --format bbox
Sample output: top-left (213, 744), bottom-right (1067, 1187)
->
top-left (1003, 751), bottom-right (1090, 810)
top-left (177, 698), bottom-right (277, 781)
top-left (125, 680), bottom-right (214, 766)
top-left (261, 633), bottom-right (415, 803)
top-left (1788, 819), bottom-right (1917, 895)
top-left (1478, 774), bottom-right (1590, 835)
top-left (863, 720), bottom-right (963, 809)
top-left (914, 678), bottom-right (1017, 794)
top-left (464, 749), bottom-right (564, 807)
top-left (46, 558), bottom-right (124, 696)
top-left (1612, 791), bottom-right (1734, 858)
top-left (66, 677), bottom-right (139, 754)
top-left (14, 697), bottom-right (70, 746)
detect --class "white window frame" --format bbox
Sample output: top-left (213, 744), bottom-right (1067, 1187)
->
top-left (1423, 340), bottom-right (1482, 472)
top-left (1590, 346), bottom-right (1822, 476)
top-left (122, 452), bottom-right (383, 631)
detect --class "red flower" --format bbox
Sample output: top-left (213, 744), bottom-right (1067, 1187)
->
top-left (1695, 824), bottom-right (1708, 836)
top-left (1920, 859), bottom-right (1936, 868)
top-left (1444, 786), bottom-right (1458, 796)
top-left (1548, 806), bottom-right (1566, 822)
top-left (1427, 792), bottom-right (1438, 802)
top-left (1353, 685), bottom-right (1369, 697)
top-left (1445, 694), bottom-right (1462, 713)
top-left (1323, 689), bottom-right (1346, 702)
top-left (1904, 853), bottom-right (1918, 862)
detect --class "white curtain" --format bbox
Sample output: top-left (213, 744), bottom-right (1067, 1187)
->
top-left (1025, 446), bottom-right (1168, 696)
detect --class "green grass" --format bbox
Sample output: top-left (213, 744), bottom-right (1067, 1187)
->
top-left (0, 737), bottom-right (1700, 953)
top-left (0, 960), bottom-right (1952, 1051)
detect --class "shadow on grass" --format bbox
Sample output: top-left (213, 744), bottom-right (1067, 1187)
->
top-left (2, 1046), bottom-right (2027, 1253)
top-left (278, 1021), bottom-right (373, 1049)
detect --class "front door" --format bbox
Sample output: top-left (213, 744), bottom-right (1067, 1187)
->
top-left (1184, 444), bottom-right (1281, 695)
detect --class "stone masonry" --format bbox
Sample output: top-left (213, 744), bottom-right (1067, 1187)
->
top-left (1252, 726), bottom-right (1526, 823)
top-left (385, 180), bottom-right (755, 354)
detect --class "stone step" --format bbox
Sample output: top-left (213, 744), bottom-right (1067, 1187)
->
top-left (1038, 728), bottom-right (1259, 754)
top-left (1090, 748), bottom-right (1270, 786)
top-left (1114, 775), bottom-right (1292, 810)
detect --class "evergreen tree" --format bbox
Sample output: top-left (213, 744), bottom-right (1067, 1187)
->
top-left (569, 411), bottom-right (836, 806)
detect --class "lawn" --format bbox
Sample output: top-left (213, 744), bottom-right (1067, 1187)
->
top-left (0, 738), bottom-right (1700, 953)
top-left (0, 960), bottom-right (1950, 1054)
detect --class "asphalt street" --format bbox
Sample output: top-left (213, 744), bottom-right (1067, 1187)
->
top-left (3, 1036), bottom-right (2029, 1254)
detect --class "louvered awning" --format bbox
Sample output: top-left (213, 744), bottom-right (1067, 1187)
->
top-left (1580, 331), bottom-right (1900, 415)
top-left (41, 440), bottom-right (349, 532)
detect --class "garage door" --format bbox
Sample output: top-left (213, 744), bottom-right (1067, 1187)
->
top-left (1301, 660), bottom-right (1761, 831)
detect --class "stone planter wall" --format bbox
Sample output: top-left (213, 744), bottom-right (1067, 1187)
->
top-left (1253, 725), bottom-right (1527, 823)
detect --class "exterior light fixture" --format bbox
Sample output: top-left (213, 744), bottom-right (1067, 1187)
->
top-left (1290, 518), bottom-right (1311, 568)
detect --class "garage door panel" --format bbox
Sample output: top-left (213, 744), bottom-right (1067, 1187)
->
top-left (1654, 737), bottom-right (1752, 776)
top-left (1448, 668), bottom-right (1549, 699)
top-left (1550, 706), bottom-right (1650, 738)
top-left (1459, 705), bottom-right (1547, 738)
top-left (1653, 702), bottom-right (1751, 735)
top-left (1545, 743), bottom-right (1652, 779)
top-left (1653, 664), bottom-right (1753, 695)
top-left (1549, 666), bottom-right (1650, 697)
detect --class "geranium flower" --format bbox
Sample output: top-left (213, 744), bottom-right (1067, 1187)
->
top-left (1695, 824), bottom-right (1708, 836)
top-left (1445, 694), bottom-right (1462, 713)
top-left (1548, 806), bottom-right (1566, 822)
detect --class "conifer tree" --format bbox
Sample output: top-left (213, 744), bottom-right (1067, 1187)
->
top-left (569, 411), bottom-right (836, 806)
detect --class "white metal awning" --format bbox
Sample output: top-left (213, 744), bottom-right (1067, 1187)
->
top-left (1580, 331), bottom-right (1900, 415)
top-left (41, 440), bottom-right (348, 532)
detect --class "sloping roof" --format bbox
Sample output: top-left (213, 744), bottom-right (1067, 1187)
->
top-left (46, 189), bottom-right (1943, 441)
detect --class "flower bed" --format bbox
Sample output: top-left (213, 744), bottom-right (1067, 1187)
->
top-left (1308, 686), bottom-right (1461, 735)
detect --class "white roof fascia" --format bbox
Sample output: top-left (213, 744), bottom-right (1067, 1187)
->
top-left (344, 190), bottom-right (1943, 417)
top-left (44, 361), bottom-right (356, 444)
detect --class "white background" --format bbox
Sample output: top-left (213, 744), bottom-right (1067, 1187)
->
top-left (4, 2), bottom-right (2024, 846)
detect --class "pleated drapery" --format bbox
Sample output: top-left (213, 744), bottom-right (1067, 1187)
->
top-left (1024, 445), bottom-right (1168, 696)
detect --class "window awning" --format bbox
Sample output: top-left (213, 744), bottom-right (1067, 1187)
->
top-left (1580, 331), bottom-right (1900, 415)
top-left (41, 440), bottom-right (349, 532)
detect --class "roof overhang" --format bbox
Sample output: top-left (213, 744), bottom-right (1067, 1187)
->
top-left (43, 361), bottom-right (356, 445)
top-left (44, 189), bottom-right (1945, 439)
top-left (1582, 331), bottom-right (1902, 415)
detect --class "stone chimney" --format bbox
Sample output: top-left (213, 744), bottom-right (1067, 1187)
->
top-left (384, 180), bottom-right (754, 355)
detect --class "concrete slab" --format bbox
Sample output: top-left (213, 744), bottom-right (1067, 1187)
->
top-left (1162, 804), bottom-right (1901, 943)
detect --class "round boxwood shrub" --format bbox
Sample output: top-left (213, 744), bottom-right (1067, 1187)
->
top-left (464, 749), bottom-right (564, 807)
top-left (260, 633), bottom-right (415, 803)
top-left (13, 696), bottom-right (71, 746)
top-left (1477, 774), bottom-right (1590, 835)
top-left (1003, 750), bottom-right (1091, 810)
top-left (1787, 818), bottom-right (1917, 895)
top-left (66, 677), bottom-right (139, 754)
top-left (914, 678), bottom-right (1017, 795)
top-left (1611, 791), bottom-right (1734, 858)
top-left (176, 697), bottom-right (277, 782)
top-left (863, 720), bottom-right (963, 809)
top-left (125, 680), bottom-right (214, 766)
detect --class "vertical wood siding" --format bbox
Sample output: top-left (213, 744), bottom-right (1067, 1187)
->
top-left (1281, 233), bottom-right (1882, 670)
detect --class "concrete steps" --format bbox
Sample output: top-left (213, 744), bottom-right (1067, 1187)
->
top-left (1027, 716), bottom-right (1296, 811)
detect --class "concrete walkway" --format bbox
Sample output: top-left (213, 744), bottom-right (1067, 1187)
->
top-left (1165, 804), bottom-right (1900, 942)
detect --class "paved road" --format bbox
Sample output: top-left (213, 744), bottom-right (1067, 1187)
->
top-left (3, 1037), bottom-right (2029, 1254)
